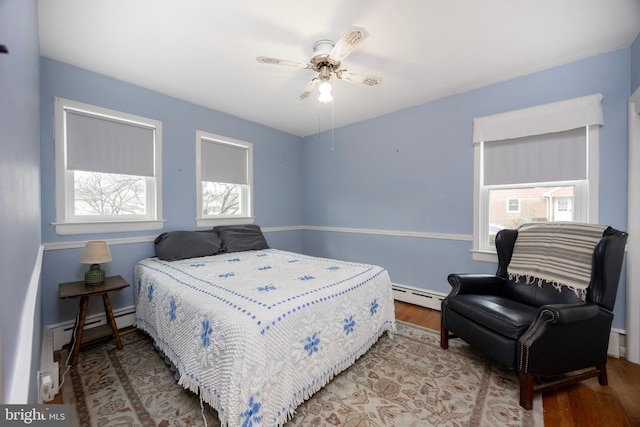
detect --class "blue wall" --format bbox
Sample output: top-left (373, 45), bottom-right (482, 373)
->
top-left (39, 58), bottom-right (304, 326)
top-left (0, 0), bottom-right (42, 403)
top-left (302, 48), bottom-right (631, 330)
top-left (39, 46), bottom-right (636, 333)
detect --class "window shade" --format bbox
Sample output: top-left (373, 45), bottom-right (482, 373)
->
top-left (483, 127), bottom-right (586, 186)
top-left (66, 110), bottom-right (155, 177)
top-left (201, 139), bottom-right (248, 185)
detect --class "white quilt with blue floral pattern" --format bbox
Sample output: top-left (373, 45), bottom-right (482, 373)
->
top-left (134, 249), bottom-right (396, 426)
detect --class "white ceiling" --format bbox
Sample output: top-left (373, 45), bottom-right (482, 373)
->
top-left (38, 0), bottom-right (640, 137)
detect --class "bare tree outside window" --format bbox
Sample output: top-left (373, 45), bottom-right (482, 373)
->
top-left (202, 182), bottom-right (241, 216)
top-left (74, 171), bottom-right (146, 216)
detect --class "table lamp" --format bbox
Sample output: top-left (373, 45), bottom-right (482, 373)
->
top-left (80, 240), bottom-right (112, 284)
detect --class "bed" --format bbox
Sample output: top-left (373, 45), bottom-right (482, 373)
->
top-left (134, 225), bottom-right (396, 426)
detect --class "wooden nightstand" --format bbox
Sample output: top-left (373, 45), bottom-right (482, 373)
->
top-left (59, 275), bottom-right (130, 366)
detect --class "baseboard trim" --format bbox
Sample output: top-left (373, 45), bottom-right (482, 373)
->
top-left (609, 328), bottom-right (627, 359)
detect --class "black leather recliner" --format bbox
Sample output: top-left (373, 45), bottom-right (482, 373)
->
top-left (440, 225), bottom-right (628, 409)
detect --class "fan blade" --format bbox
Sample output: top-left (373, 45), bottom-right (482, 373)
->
top-left (299, 77), bottom-right (320, 100)
top-left (330, 26), bottom-right (369, 61)
top-left (337, 69), bottom-right (382, 87)
top-left (256, 56), bottom-right (313, 69)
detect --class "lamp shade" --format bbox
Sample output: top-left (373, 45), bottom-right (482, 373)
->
top-left (80, 241), bottom-right (112, 264)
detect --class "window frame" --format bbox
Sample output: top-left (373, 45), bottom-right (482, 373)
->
top-left (195, 130), bottom-right (254, 227)
top-left (53, 97), bottom-right (164, 235)
top-left (472, 120), bottom-right (600, 263)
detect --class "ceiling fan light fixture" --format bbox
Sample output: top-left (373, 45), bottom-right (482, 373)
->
top-left (257, 25), bottom-right (381, 103)
top-left (318, 80), bottom-right (333, 103)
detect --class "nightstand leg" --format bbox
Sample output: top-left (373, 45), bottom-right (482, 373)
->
top-left (102, 293), bottom-right (123, 349)
top-left (71, 296), bottom-right (90, 366)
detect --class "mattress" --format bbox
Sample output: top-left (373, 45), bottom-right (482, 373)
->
top-left (134, 248), bottom-right (396, 426)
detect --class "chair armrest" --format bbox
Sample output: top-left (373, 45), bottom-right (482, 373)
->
top-left (537, 303), bottom-right (601, 325)
top-left (447, 273), bottom-right (505, 296)
top-left (519, 303), bottom-right (612, 375)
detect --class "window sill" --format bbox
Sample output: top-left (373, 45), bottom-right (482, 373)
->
top-left (470, 249), bottom-right (498, 263)
top-left (52, 219), bottom-right (165, 235)
top-left (195, 216), bottom-right (255, 228)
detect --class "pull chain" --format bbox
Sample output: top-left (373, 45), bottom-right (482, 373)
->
top-left (316, 75), bottom-right (335, 151)
top-left (317, 98), bottom-right (321, 138)
top-left (331, 80), bottom-right (335, 151)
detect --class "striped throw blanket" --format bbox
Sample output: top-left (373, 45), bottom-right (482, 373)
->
top-left (507, 222), bottom-right (608, 300)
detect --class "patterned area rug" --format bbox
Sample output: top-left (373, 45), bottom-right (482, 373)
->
top-left (62, 321), bottom-right (543, 426)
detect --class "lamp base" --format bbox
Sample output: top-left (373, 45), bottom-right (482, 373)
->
top-left (85, 264), bottom-right (105, 284)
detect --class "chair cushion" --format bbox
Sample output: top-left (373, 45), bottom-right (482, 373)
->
top-left (446, 294), bottom-right (538, 339)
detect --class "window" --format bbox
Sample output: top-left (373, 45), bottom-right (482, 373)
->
top-left (196, 130), bottom-right (253, 227)
top-left (54, 97), bottom-right (163, 235)
top-left (472, 94), bottom-right (603, 261)
top-left (557, 198), bottom-right (570, 211)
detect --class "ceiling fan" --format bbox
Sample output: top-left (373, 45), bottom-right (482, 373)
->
top-left (256, 25), bottom-right (382, 103)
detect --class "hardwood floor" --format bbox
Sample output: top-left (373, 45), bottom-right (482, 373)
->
top-left (394, 300), bottom-right (640, 427)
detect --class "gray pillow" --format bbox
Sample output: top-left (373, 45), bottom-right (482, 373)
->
top-left (214, 224), bottom-right (269, 253)
top-left (154, 230), bottom-right (222, 261)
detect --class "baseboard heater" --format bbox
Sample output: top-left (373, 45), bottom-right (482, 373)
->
top-left (48, 305), bottom-right (137, 352)
top-left (392, 284), bottom-right (446, 311)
